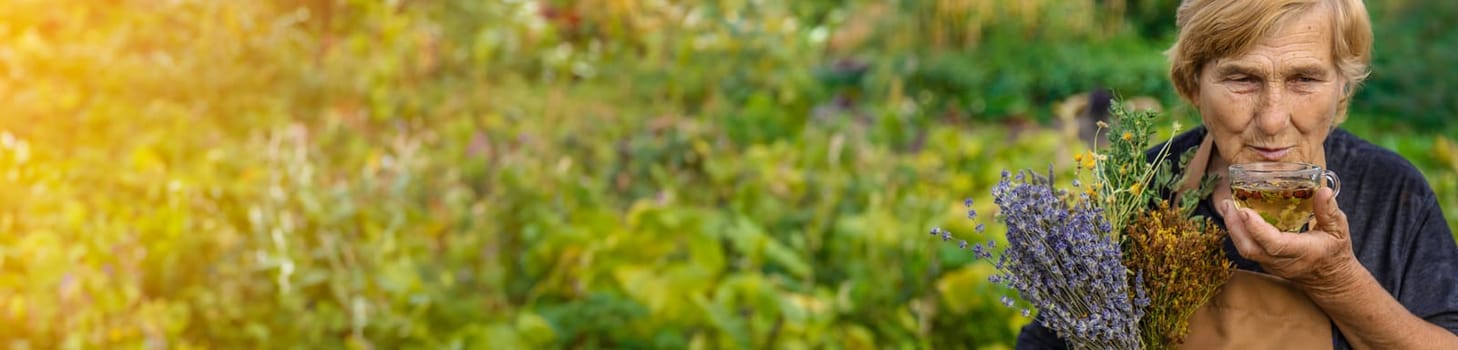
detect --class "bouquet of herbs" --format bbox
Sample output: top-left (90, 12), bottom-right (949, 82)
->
top-left (933, 105), bottom-right (1233, 349)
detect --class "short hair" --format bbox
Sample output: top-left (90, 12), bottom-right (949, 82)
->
top-left (1166, 0), bottom-right (1372, 123)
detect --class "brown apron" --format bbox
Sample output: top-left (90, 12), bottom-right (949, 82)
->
top-left (1175, 135), bottom-right (1333, 349)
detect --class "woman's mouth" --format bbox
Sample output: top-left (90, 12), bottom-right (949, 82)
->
top-left (1251, 146), bottom-right (1293, 161)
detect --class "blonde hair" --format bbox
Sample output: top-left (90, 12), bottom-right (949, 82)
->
top-left (1166, 0), bottom-right (1372, 123)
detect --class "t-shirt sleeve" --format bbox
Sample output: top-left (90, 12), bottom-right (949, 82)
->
top-left (1015, 317), bottom-right (1069, 349)
top-left (1398, 197), bottom-right (1458, 334)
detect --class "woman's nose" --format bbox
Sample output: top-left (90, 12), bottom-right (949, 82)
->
top-left (1254, 84), bottom-right (1292, 135)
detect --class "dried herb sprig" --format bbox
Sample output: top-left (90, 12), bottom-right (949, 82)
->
top-left (1123, 201), bottom-right (1234, 349)
top-left (1079, 106), bottom-right (1182, 242)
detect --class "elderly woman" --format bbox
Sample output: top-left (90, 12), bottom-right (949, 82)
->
top-left (1018, 0), bottom-right (1458, 348)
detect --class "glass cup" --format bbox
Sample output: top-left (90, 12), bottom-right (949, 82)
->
top-left (1228, 162), bottom-right (1341, 232)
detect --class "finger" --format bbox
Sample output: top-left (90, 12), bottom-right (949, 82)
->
top-left (1238, 207), bottom-right (1290, 256)
top-left (1312, 187), bottom-right (1349, 239)
top-left (1221, 200), bottom-right (1265, 260)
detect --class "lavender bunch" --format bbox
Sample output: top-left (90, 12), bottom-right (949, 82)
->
top-left (939, 169), bottom-right (1147, 349)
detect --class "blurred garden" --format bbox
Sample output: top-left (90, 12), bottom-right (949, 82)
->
top-left (0, 0), bottom-right (1455, 348)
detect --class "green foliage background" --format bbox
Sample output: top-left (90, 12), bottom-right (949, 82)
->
top-left (0, 0), bottom-right (1454, 348)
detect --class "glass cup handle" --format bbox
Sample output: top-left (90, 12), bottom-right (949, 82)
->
top-left (1323, 170), bottom-right (1341, 197)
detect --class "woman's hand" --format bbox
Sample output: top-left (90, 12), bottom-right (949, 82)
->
top-left (1219, 187), bottom-right (1458, 349)
top-left (1218, 187), bottom-right (1363, 296)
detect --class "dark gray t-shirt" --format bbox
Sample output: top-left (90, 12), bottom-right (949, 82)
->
top-left (1015, 127), bottom-right (1458, 349)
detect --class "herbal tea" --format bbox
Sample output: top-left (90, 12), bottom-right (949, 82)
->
top-left (1232, 180), bottom-right (1317, 232)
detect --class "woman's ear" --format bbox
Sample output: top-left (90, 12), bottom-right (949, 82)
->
top-left (1334, 79), bottom-right (1352, 125)
top-left (1187, 72), bottom-right (1203, 109)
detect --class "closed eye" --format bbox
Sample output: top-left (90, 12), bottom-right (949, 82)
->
top-left (1227, 75), bottom-right (1257, 83)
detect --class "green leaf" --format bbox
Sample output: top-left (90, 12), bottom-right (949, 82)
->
top-left (515, 311), bottom-right (556, 347)
top-left (762, 233), bottom-right (811, 279)
top-left (694, 293), bottom-right (749, 348)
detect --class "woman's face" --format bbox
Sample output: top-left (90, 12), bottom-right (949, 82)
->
top-left (1195, 8), bottom-right (1345, 168)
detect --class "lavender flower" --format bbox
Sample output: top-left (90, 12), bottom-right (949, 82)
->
top-left (971, 243), bottom-right (991, 259)
top-left (986, 170), bottom-right (1145, 349)
top-left (930, 169), bottom-right (1148, 349)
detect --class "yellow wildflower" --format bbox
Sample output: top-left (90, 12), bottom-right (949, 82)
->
top-left (1122, 132), bottom-right (1133, 141)
top-left (1130, 183), bottom-right (1143, 196)
top-left (1125, 200), bottom-right (1233, 346)
top-left (1081, 153), bottom-right (1097, 170)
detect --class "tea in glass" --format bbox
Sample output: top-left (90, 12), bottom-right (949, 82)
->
top-left (1228, 162), bottom-right (1340, 232)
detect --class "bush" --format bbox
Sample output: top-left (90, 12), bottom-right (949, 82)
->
top-left (1354, 0), bottom-right (1458, 129)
